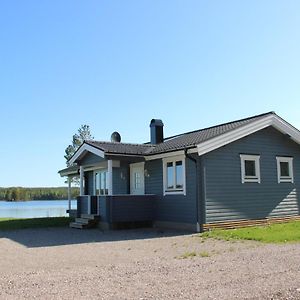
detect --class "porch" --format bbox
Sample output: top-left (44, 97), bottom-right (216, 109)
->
top-left (74, 194), bottom-right (157, 229)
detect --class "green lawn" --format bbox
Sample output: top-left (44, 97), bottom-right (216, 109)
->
top-left (201, 221), bottom-right (300, 243)
top-left (0, 217), bottom-right (72, 230)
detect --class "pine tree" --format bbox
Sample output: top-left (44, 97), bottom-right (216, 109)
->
top-left (64, 125), bottom-right (94, 166)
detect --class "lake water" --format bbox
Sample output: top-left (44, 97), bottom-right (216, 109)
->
top-left (0, 200), bottom-right (77, 218)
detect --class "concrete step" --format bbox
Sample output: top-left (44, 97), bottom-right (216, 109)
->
top-left (75, 218), bottom-right (90, 224)
top-left (80, 214), bottom-right (100, 220)
top-left (70, 215), bottom-right (100, 229)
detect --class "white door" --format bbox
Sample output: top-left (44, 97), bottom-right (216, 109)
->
top-left (130, 162), bottom-right (145, 195)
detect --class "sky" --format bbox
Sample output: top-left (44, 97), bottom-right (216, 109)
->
top-left (0, 0), bottom-right (300, 187)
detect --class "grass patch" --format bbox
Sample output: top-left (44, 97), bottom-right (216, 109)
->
top-left (178, 250), bottom-right (212, 259)
top-left (0, 217), bottom-right (72, 231)
top-left (201, 221), bottom-right (300, 243)
top-left (179, 251), bottom-right (197, 259)
top-left (199, 251), bottom-right (211, 257)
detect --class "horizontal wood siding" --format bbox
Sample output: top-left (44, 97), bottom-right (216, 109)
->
top-left (97, 195), bottom-right (156, 223)
top-left (112, 162), bottom-right (129, 194)
top-left (79, 152), bottom-right (105, 165)
top-left (109, 195), bottom-right (156, 222)
top-left (77, 196), bottom-right (89, 215)
top-left (203, 127), bottom-right (300, 223)
top-left (98, 196), bottom-right (108, 222)
top-left (145, 158), bottom-right (197, 224)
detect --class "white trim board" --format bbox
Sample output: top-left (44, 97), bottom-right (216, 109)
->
top-left (68, 143), bottom-right (105, 165)
top-left (145, 150), bottom-right (186, 161)
top-left (84, 160), bottom-right (120, 172)
top-left (197, 114), bottom-right (300, 156)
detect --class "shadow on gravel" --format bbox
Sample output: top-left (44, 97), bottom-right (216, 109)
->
top-left (0, 227), bottom-right (190, 248)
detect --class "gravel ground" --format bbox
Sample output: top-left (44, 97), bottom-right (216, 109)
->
top-left (0, 227), bottom-right (300, 300)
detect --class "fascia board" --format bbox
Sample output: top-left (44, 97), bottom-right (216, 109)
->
top-left (197, 115), bottom-right (274, 156)
top-left (68, 143), bottom-right (105, 165)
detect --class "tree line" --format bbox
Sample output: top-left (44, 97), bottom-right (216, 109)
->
top-left (0, 187), bottom-right (80, 201)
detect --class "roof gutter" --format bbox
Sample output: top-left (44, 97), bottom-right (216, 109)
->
top-left (184, 149), bottom-right (202, 233)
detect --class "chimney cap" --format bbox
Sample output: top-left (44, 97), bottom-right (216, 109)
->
top-left (150, 119), bottom-right (164, 127)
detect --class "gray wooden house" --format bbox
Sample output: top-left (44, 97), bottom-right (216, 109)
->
top-left (59, 112), bottom-right (300, 231)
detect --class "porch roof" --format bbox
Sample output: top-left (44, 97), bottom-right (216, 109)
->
top-left (85, 140), bottom-right (154, 156)
top-left (58, 165), bottom-right (79, 177)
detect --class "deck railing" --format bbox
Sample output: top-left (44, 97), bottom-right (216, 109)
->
top-left (77, 194), bottom-right (157, 222)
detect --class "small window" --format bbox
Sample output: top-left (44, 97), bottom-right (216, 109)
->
top-left (163, 155), bottom-right (186, 195)
top-left (276, 157), bottom-right (294, 183)
top-left (134, 172), bottom-right (141, 189)
top-left (240, 154), bottom-right (261, 183)
top-left (94, 170), bottom-right (108, 195)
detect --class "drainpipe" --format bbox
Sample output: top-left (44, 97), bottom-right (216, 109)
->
top-left (185, 149), bottom-right (202, 233)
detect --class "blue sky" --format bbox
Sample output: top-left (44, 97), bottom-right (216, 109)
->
top-left (0, 1), bottom-right (300, 187)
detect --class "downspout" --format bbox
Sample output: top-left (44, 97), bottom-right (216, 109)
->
top-left (185, 149), bottom-right (202, 233)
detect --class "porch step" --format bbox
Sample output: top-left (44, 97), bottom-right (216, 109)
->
top-left (75, 218), bottom-right (89, 224)
top-left (80, 214), bottom-right (100, 220)
top-left (70, 214), bottom-right (100, 229)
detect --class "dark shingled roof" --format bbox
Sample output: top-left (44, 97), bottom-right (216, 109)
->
top-left (149, 111), bottom-right (275, 154)
top-left (85, 140), bottom-right (155, 156)
top-left (76, 112), bottom-right (275, 158)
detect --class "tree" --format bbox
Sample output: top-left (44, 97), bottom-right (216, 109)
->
top-left (64, 125), bottom-right (94, 166)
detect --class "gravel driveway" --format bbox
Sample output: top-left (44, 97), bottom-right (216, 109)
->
top-left (0, 227), bottom-right (300, 299)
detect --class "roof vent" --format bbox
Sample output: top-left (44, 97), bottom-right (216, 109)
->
top-left (111, 131), bottom-right (121, 143)
top-left (150, 119), bottom-right (164, 144)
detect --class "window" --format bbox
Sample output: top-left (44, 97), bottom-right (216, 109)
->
top-left (134, 172), bottom-right (141, 189)
top-left (276, 157), bottom-right (294, 183)
top-left (240, 154), bottom-right (261, 183)
top-left (94, 170), bottom-right (108, 195)
top-left (163, 155), bottom-right (186, 195)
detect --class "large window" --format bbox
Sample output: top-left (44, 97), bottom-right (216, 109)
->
top-left (240, 154), bottom-right (261, 183)
top-left (276, 157), bottom-right (294, 183)
top-left (163, 155), bottom-right (186, 195)
top-left (94, 170), bottom-right (108, 195)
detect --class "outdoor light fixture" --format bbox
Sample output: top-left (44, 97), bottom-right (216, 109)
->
top-left (120, 171), bottom-right (126, 180)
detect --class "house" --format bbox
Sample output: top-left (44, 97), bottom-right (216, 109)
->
top-left (59, 112), bottom-right (300, 231)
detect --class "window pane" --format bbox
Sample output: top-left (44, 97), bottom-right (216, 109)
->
top-left (100, 173), bottom-right (105, 195)
top-left (175, 161), bottom-right (183, 189)
top-left (167, 162), bottom-right (174, 189)
top-left (104, 171), bottom-right (108, 195)
top-left (134, 172), bottom-right (141, 189)
top-left (245, 160), bottom-right (256, 176)
top-left (95, 172), bottom-right (100, 195)
top-left (280, 162), bottom-right (289, 177)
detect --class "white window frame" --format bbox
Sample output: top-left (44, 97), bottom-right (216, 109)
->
top-left (93, 169), bottom-right (109, 196)
top-left (276, 156), bottom-right (294, 183)
top-left (162, 155), bottom-right (186, 196)
top-left (240, 154), bottom-right (261, 183)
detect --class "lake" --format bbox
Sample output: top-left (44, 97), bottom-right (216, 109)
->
top-left (0, 200), bottom-right (77, 218)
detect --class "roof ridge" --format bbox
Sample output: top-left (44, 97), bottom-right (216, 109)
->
top-left (85, 140), bottom-right (155, 147)
top-left (163, 111), bottom-right (275, 142)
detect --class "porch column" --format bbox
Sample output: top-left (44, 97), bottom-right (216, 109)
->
top-left (80, 166), bottom-right (84, 196)
top-left (108, 160), bottom-right (113, 195)
top-left (68, 176), bottom-right (72, 211)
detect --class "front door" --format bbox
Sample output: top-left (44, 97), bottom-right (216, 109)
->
top-left (130, 162), bottom-right (145, 195)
